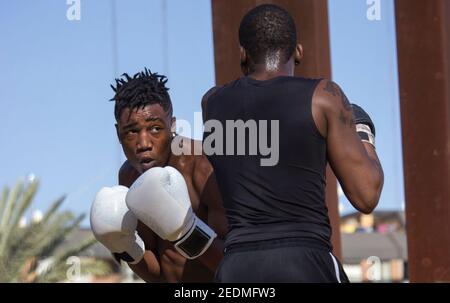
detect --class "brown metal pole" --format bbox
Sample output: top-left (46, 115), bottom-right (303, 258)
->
top-left (395, 0), bottom-right (450, 282)
top-left (211, 0), bottom-right (342, 260)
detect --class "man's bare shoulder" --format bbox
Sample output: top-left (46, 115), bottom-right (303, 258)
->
top-left (173, 136), bottom-right (213, 195)
top-left (194, 154), bottom-right (213, 180)
top-left (313, 79), bottom-right (352, 115)
top-left (173, 136), bottom-right (204, 161)
top-left (168, 136), bottom-right (205, 178)
top-left (186, 138), bottom-right (212, 178)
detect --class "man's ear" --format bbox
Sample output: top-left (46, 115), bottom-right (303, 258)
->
top-left (240, 46), bottom-right (249, 75)
top-left (295, 43), bottom-right (304, 66)
top-left (115, 123), bottom-right (122, 144)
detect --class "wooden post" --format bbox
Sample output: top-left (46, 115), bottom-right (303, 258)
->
top-left (395, 0), bottom-right (450, 282)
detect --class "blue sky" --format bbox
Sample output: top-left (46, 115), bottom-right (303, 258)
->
top-left (0, 0), bottom-right (403, 227)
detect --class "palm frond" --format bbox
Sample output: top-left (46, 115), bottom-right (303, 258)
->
top-left (0, 178), bottom-right (113, 282)
top-left (0, 181), bottom-right (24, 256)
top-left (0, 186), bottom-right (9, 220)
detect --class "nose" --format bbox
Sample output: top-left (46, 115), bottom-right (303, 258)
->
top-left (136, 131), bottom-right (153, 153)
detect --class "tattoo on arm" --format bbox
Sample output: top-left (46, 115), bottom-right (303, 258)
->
top-left (324, 80), bottom-right (340, 97)
top-left (323, 80), bottom-right (354, 128)
top-left (323, 80), bottom-right (352, 111)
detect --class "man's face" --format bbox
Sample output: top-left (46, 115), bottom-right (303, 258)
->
top-left (116, 104), bottom-right (174, 174)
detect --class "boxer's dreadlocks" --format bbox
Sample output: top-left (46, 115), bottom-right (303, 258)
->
top-left (111, 68), bottom-right (172, 121)
top-left (239, 4), bottom-right (297, 65)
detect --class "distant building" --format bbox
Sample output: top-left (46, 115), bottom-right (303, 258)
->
top-left (340, 211), bottom-right (408, 282)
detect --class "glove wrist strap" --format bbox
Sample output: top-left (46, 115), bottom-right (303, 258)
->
top-left (112, 233), bottom-right (145, 265)
top-left (173, 216), bottom-right (217, 259)
top-left (356, 124), bottom-right (375, 148)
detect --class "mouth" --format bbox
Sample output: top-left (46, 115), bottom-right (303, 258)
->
top-left (138, 157), bottom-right (155, 171)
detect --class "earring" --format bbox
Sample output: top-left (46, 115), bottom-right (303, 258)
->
top-left (295, 60), bottom-right (300, 66)
top-left (171, 132), bottom-right (182, 148)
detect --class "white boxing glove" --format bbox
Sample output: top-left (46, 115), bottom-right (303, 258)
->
top-left (125, 166), bottom-right (216, 259)
top-left (90, 185), bottom-right (145, 264)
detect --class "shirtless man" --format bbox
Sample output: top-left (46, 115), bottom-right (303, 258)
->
top-left (90, 69), bottom-right (227, 282)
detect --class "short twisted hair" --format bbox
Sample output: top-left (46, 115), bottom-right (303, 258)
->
top-left (110, 68), bottom-right (172, 121)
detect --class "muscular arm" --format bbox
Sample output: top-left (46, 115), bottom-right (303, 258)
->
top-left (118, 161), bottom-right (163, 282)
top-left (313, 80), bottom-right (384, 214)
top-left (192, 156), bottom-right (228, 272)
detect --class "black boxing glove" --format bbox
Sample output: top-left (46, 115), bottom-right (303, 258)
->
top-left (351, 104), bottom-right (376, 148)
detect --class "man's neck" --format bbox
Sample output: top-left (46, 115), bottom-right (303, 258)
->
top-left (247, 62), bottom-right (295, 81)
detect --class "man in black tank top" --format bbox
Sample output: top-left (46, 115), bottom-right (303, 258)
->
top-left (202, 4), bottom-right (384, 282)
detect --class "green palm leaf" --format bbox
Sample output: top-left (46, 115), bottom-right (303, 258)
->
top-left (0, 177), bottom-right (112, 282)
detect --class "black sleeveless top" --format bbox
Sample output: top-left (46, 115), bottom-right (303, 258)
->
top-left (203, 76), bottom-right (332, 250)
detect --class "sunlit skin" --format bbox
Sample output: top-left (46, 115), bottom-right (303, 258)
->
top-left (116, 104), bottom-right (175, 174)
top-left (115, 104), bottom-right (227, 282)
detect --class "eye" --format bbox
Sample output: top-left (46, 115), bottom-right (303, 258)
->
top-left (123, 129), bottom-right (138, 139)
top-left (149, 126), bottom-right (162, 134)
